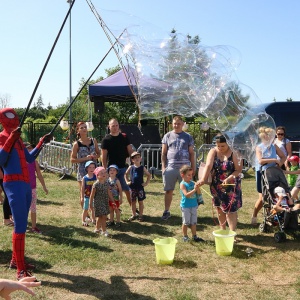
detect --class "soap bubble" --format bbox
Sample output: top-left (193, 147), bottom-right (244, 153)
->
top-left (90, 8), bottom-right (275, 162)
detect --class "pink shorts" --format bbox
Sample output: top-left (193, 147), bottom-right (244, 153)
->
top-left (30, 188), bottom-right (37, 213)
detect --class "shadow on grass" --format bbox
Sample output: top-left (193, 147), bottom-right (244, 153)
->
top-left (41, 270), bottom-right (166, 299)
top-left (28, 225), bottom-right (113, 253)
top-left (37, 199), bottom-right (63, 206)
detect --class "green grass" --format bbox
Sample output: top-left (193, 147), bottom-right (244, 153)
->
top-left (1, 170), bottom-right (300, 299)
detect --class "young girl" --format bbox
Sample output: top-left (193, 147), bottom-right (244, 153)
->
top-left (107, 164), bottom-right (123, 228)
top-left (90, 166), bottom-right (115, 236)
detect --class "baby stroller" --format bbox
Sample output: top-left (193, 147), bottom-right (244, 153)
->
top-left (259, 166), bottom-right (298, 242)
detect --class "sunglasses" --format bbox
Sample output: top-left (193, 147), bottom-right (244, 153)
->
top-left (277, 133), bottom-right (284, 136)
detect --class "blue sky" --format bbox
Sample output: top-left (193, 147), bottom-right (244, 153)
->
top-left (0, 0), bottom-right (299, 109)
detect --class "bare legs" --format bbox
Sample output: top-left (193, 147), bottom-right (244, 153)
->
top-left (216, 207), bottom-right (238, 231)
top-left (164, 190), bottom-right (173, 211)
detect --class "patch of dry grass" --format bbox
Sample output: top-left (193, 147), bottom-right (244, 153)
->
top-left (0, 170), bottom-right (300, 299)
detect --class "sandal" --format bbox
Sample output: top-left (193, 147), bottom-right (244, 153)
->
top-left (4, 221), bottom-right (14, 227)
top-left (82, 222), bottom-right (89, 227)
top-left (93, 229), bottom-right (101, 233)
top-left (138, 216), bottom-right (144, 222)
top-left (128, 215), bottom-right (137, 221)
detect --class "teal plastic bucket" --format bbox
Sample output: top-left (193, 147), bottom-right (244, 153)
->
top-left (153, 237), bottom-right (178, 264)
top-left (213, 230), bottom-right (236, 256)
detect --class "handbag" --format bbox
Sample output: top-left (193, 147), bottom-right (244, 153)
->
top-left (198, 162), bottom-right (212, 184)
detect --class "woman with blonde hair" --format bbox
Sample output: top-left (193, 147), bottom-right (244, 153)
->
top-left (251, 126), bottom-right (286, 225)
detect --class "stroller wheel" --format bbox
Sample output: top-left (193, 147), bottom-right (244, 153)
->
top-left (274, 232), bottom-right (286, 243)
top-left (259, 222), bottom-right (270, 233)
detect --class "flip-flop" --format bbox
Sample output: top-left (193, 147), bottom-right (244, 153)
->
top-left (4, 221), bottom-right (14, 227)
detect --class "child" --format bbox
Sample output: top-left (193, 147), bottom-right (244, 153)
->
top-left (81, 161), bottom-right (97, 226)
top-left (90, 166), bottom-right (115, 236)
top-left (272, 186), bottom-right (300, 213)
top-left (179, 165), bottom-right (204, 242)
top-left (125, 151), bottom-right (151, 222)
top-left (26, 143), bottom-right (48, 234)
top-left (106, 164), bottom-right (123, 228)
top-left (287, 155), bottom-right (299, 188)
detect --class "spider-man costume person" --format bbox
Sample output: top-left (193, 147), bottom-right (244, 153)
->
top-left (0, 108), bottom-right (51, 280)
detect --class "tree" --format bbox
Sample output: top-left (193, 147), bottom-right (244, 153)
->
top-left (0, 93), bottom-right (11, 108)
top-left (36, 94), bottom-right (44, 110)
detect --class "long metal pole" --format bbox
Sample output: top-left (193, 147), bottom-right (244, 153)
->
top-left (68, 0), bottom-right (72, 144)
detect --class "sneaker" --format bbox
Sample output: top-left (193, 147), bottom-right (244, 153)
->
top-left (182, 236), bottom-right (190, 242)
top-left (106, 221), bottom-right (115, 226)
top-left (10, 260), bottom-right (35, 270)
top-left (251, 217), bottom-right (257, 225)
top-left (93, 229), bottom-right (101, 234)
top-left (128, 215), bottom-right (137, 221)
top-left (31, 227), bottom-right (42, 234)
top-left (161, 211), bottom-right (171, 221)
top-left (193, 236), bottom-right (205, 242)
top-left (17, 270), bottom-right (34, 281)
top-left (115, 222), bottom-right (121, 228)
top-left (103, 231), bottom-right (109, 237)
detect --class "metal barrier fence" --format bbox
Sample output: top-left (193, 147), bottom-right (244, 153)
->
top-left (38, 141), bottom-right (74, 177)
top-left (38, 141), bottom-right (253, 178)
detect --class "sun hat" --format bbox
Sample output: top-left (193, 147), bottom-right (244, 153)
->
top-left (288, 155), bottom-right (299, 163)
top-left (108, 164), bottom-right (119, 173)
top-left (85, 161), bottom-right (96, 170)
top-left (131, 151), bottom-right (141, 158)
top-left (274, 187), bottom-right (287, 197)
top-left (94, 166), bottom-right (105, 176)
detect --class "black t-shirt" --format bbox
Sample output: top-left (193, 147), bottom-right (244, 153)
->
top-left (101, 133), bottom-right (130, 168)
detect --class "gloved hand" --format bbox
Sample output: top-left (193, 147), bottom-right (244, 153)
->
top-left (3, 127), bottom-right (21, 153)
top-left (36, 133), bottom-right (53, 149)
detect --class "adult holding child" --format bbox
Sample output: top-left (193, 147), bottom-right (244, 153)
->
top-left (101, 118), bottom-right (133, 207)
top-left (198, 135), bottom-right (242, 232)
top-left (70, 122), bottom-right (100, 210)
top-left (161, 116), bottom-right (196, 220)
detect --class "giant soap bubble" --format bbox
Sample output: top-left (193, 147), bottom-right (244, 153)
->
top-left (91, 7), bottom-right (275, 163)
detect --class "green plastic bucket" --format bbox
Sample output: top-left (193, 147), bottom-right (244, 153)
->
top-left (153, 237), bottom-right (178, 264)
top-left (213, 230), bottom-right (236, 256)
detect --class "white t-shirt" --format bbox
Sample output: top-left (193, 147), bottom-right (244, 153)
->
top-left (274, 138), bottom-right (290, 158)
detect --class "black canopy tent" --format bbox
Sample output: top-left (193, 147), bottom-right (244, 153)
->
top-left (88, 68), bottom-right (162, 147)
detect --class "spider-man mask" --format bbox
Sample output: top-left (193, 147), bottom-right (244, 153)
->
top-left (0, 108), bottom-right (19, 134)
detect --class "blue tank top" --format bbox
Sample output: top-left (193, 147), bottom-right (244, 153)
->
top-left (180, 181), bottom-right (198, 208)
top-left (255, 143), bottom-right (277, 171)
top-left (130, 165), bottom-right (144, 189)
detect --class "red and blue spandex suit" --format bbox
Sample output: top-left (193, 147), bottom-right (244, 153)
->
top-left (0, 108), bottom-right (48, 278)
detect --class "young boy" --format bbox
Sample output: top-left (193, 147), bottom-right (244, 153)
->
top-left (125, 151), bottom-right (151, 222)
top-left (287, 155), bottom-right (299, 188)
top-left (107, 164), bottom-right (123, 227)
top-left (81, 161), bottom-right (97, 226)
top-left (179, 165), bottom-right (204, 242)
top-left (272, 186), bottom-right (299, 213)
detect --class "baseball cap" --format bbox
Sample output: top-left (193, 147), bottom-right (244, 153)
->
top-left (94, 166), bottom-right (105, 176)
top-left (85, 161), bottom-right (96, 170)
top-left (288, 155), bottom-right (299, 163)
top-left (108, 164), bottom-right (119, 173)
top-left (131, 151), bottom-right (140, 158)
top-left (274, 187), bottom-right (287, 197)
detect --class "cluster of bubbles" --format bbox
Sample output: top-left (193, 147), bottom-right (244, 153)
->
top-left (95, 8), bottom-right (276, 164)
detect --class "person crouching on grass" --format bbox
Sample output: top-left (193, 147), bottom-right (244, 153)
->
top-left (90, 166), bottom-right (115, 237)
top-left (81, 161), bottom-right (97, 226)
top-left (179, 165), bottom-right (204, 243)
top-left (125, 151), bottom-right (151, 222)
